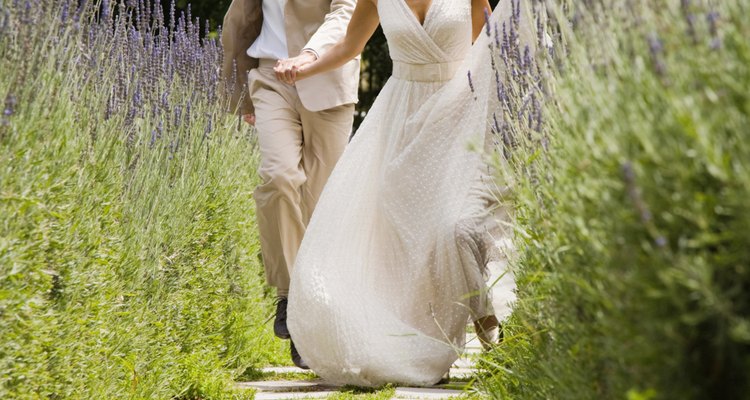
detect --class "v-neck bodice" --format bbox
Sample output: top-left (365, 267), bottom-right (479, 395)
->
top-left (379, 0), bottom-right (472, 70)
top-left (404, 0), bottom-right (435, 27)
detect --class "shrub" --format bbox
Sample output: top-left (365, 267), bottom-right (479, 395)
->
top-left (0, 1), bottom-right (281, 398)
top-left (482, 0), bottom-right (750, 398)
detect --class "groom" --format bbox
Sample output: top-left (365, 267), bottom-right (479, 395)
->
top-left (221, 0), bottom-right (360, 368)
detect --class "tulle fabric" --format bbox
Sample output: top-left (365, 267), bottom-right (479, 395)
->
top-left (287, 0), bottom-right (534, 387)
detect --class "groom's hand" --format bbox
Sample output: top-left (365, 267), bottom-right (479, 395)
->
top-left (274, 51), bottom-right (318, 85)
top-left (242, 114), bottom-right (256, 126)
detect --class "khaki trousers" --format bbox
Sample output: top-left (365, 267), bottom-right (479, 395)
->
top-left (248, 61), bottom-right (354, 297)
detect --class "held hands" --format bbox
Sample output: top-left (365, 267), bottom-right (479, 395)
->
top-left (274, 51), bottom-right (317, 85)
top-left (246, 51), bottom-right (316, 125)
top-left (242, 114), bottom-right (256, 126)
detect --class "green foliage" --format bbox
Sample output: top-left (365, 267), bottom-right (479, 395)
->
top-left (481, 0), bottom-right (750, 399)
top-left (0, 1), bottom-right (284, 398)
top-left (356, 27), bottom-right (391, 128)
top-left (162, 0), bottom-right (232, 31)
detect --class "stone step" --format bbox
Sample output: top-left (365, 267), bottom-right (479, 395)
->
top-left (239, 379), bottom-right (467, 399)
top-left (261, 366), bottom-right (314, 375)
top-left (255, 391), bottom-right (336, 400)
top-left (250, 387), bottom-right (465, 400)
top-left (393, 387), bottom-right (464, 399)
top-left (448, 367), bottom-right (475, 379)
top-left (236, 379), bottom-right (340, 393)
top-left (452, 356), bottom-right (476, 369)
top-left (465, 335), bottom-right (483, 352)
top-left (241, 340), bottom-right (482, 399)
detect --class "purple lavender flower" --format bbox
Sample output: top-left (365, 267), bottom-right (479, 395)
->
top-left (484, 8), bottom-right (491, 37)
top-left (101, 0), bottom-right (110, 21)
top-left (648, 33), bottom-right (663, 55)
top-left (647, 33), bottom-right (667, 77)
top-left (105, 95), bottom-right (113, 120)
top-left (3, 0), bottom-right (227, 159)
top-left (204, 114), bottom-right (212, 138)
top-left (707, 11), bottom-right (721, 50)
top-left (60, 1), bottom-right (70, 24)
top-left (621, 162), bottom-right (653, 224)
top-left (174, 105), bottom-right (182, 126)
top-left (492, 112), bottom-right (501, 135)
top-left (21, 0), bottom-right (32, 24)
top-left (501, 22), bottom-right (510, 64)
top-left (185, 100), bottom-right (192, 124)
top-left (523, 45), bottom-right (532, 70)
top-left (4, 94), bottom-right (17, 117)
top-left (169, 0), bottom-right (176, 32)
top-left (706, 10), bottom-right (719, 35)
top-left (493, 21), bottom-right (501, 49)
top-left (0, 8), bottom-right (9, 34)
top-left (686, 13), bottom-right (697, 43)
top-left (150, 129), bottom-right (158, 147)
top-left (495, 71), bottom-right (503, 102)
top-left (532, 95), bottom-right (542, 132)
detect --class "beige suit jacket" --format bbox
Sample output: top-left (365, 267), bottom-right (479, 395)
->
top-left (221, 0), bottom-right (360, 114)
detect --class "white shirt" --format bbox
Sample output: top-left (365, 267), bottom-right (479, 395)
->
top-left (248, 0), bottom-right (289, 60)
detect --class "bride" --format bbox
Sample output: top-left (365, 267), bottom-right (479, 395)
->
top-left (279, 0), bottom-right (529, 387)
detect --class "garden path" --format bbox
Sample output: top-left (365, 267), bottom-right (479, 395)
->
top-left (236, 333), bottom-right (484, 399)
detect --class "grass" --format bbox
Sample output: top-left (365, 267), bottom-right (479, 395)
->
top-left (236, 368), bottom-right (318, 382)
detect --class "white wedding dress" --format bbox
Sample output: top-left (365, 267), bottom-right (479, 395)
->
top-left (288, 0), bottom-right (531, 387)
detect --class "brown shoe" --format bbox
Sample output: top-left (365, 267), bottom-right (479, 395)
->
top-left (290, 340), bottom-right (309, 370)
top-left (474, 315), bottom-right (500, 351)
top-left (273, 297), bottom-right (290, 339)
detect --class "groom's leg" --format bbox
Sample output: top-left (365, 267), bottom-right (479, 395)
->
top-left (298, 104), bottom-right (354, 224)
top-left (249, 66), bottom-right (307, 298)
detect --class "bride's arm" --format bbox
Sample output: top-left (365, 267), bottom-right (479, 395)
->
top-left (472, 0), bottom-right (493, 42)
top-left (275, 0), bottom-right (380, 84)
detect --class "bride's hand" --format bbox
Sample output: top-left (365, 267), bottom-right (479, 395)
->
top-left (274, 51), bottom-right (318, 85)
top-left (274, 1), bottom-right (380, 85)
top-left (294, 65), bottom-right (312, 82)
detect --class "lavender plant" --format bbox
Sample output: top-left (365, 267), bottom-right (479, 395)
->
top-left (480, 0), bottom-right (750, 399)
top-left (0, 1), bottom-right (283, 399)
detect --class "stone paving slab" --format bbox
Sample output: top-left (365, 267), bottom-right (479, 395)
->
top-left (254, 391), bottom-right (337, 400)
top-left (261, 366), bottom-right (314, 374)
top-left (452, 357), bottom-right (476, 369)
top-left (465, 336), bottom-right (483, 350)
top-left (239, 376), bottom-right (472, 399)
top-left (465, 333), bottom-right (481, 344)
top-left (242, 333), bottom-right (483, 399)
top-left (236, 379), bottom-right (341, 393)
top-left (393, 387), bottom-right (464, 399)
top-left (448, 367), bottom-right (475, 379)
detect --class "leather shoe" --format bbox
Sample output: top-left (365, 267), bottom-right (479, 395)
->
top-left (474, 315), bottom-right (501, 351)
top-left (274, 297), bottom-right (290, 339)
top-left (290, 340), bottom-right (309, 370)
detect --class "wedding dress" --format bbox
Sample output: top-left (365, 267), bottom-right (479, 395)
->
top-left (287, 0), bottom-right (532, 387)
